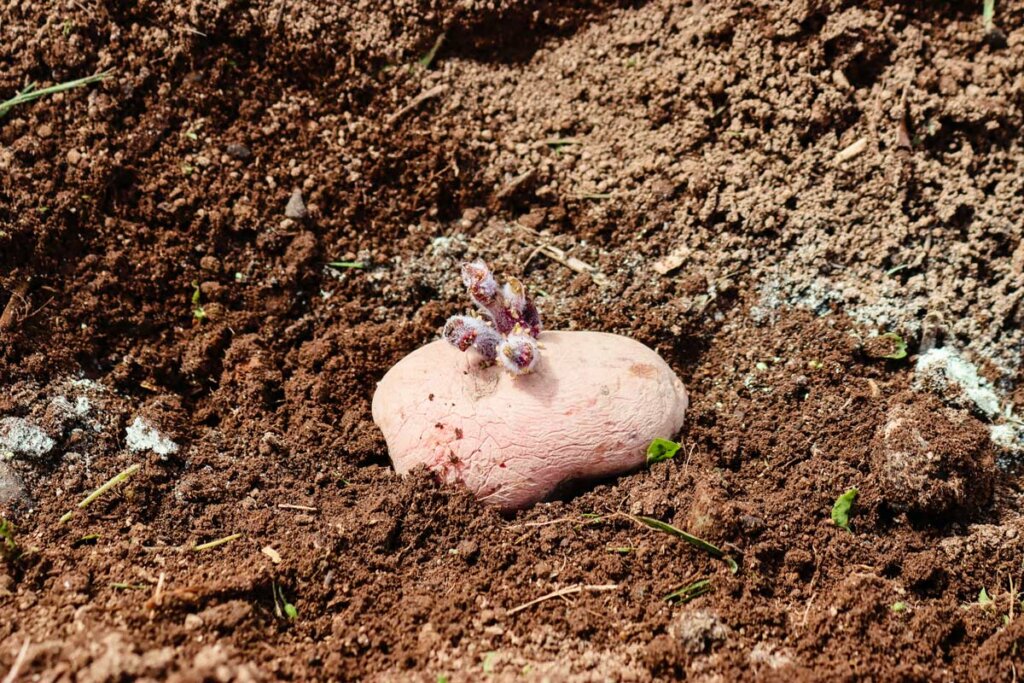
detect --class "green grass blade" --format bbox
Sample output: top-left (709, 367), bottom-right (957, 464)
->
top-left (663, 578), bottom-right (713, 603)
top-left (0, 71), bottom-right (112, 118)
top-left (630, 515), bottom-right (739, 573)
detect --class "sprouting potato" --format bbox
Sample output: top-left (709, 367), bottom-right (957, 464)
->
top-left (372, 261), bottom-right (688, 510)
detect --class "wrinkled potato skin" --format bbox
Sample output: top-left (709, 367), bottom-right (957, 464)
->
top-left (373, 331), bottom-right (688, 510)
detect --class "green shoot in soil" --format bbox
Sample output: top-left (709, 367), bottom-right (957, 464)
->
top-left (890, 601), bottom-right (907, 613)
top-left (831, 487), bottom-right (858, 531)
top-left (979, 587), bottom-right (994, 606)
top-left (59, 463), bottom-right (141, 524)
top-left (0, 71), bottom-right (111, 118)
top-left (664, 578), bottom-right (713, 603)
top-left (191, 281), bottom-right (207, 322)
top-left (110, 582), bottom-right (148, 591)
top-left (273, 581), bottom-right (298, 620)
top-left (193, 532), bottom-right (242, 552)
top-left (629, 515), bottom-right (739, 574)
top-left (418, 32), bottom-right (446, 69)
top-left (646, 438), bottom-right (680, 465)
top-left (327, 261), bottom-right (365, 269)
top-left (73, 533), bottom-right (100, 547)
top-left (0, 518), bottom-right (20, 563)
top-left (879, 332), bottom-right (907, 360)
top-left (983, 0), bottom-right (995, 31)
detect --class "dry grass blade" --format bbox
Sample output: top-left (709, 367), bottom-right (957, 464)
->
top-left (507, 584), bottom-right (619, 615)
top-left (626, 514), bottom-right (739, 574)
top-left (388, 84), bottom-right (448, 124)
top-left (59, 463), bottom-right (141, 524)
top-left (2, 639), bottom-right (31, 683)
top-left (192, 532), bottom-right (242, 552)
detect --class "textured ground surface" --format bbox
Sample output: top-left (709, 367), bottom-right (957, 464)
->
top-left (2, 0), bottom-right (1024, 680)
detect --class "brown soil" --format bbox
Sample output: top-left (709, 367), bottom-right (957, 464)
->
top-left (2, 0), bottom-right (1024, 680)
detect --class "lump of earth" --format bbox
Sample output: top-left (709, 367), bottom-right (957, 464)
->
top-left (872, 395), bottom-right (995, 518)
top-left (670, 609), bottom-right (730, 655)
top-left (372, 331), bottom-right (688, 510)
top-left (0, 462), bottom-right (30, 511)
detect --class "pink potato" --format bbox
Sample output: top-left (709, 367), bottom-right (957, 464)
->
top-left (372, 330), bottom-right (688, 510)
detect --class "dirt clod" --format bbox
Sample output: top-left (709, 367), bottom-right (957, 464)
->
top-left (872, 396), bottom-right (995, 518)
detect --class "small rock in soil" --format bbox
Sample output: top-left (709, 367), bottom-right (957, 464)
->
top-left (0, 417), bottom-right (55, 459)
top-left (0, 461), bottom-right (30, 510)
top-left (197, 600), bottom-right (252, 631)
top-left (455, 539), bottom-right (480, 562)
top-left (285, 189), bottom-right (307, 218)
top-left (225, 143), bottom-right (252, 160)
top-left (671, 609), bottom-right (730, 655)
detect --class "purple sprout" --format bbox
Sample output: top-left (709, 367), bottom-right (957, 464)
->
top-left (443, 260), bottom-right (542, 375)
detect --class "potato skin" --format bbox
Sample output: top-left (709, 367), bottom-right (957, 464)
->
top-left (372, 331), bottom-right (688, 510)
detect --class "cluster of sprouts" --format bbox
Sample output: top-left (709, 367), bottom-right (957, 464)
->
top-left (443, 260), bottom-right (542, 375)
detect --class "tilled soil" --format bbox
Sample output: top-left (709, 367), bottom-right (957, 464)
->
top-left (2, 0), bottom-right (1024, 680)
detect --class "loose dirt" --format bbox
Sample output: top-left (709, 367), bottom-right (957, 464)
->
top-left (2, 0), bottom-right (1024, 680)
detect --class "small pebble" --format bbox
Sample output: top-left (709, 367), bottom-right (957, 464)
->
top-left (66, 149), bottom-right (82, 165)
top-left (0, 462), bottom-right (29, 510)
top-left (285, 189), bottom-right (307, 219)
top-left (37, 124), bottom-right (52, 138)
top-left (225, 143), bottom-right (251, 160)
top-left (200, 255), bottom-right (221, 272)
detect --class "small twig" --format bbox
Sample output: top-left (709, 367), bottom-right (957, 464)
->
top-left (147, 572), bottom-right (166, 615)
top-left (277, 503), bottom-right (318, 512)
top-left (59, 463), bottom-right (141, 524)
top-left (192, 532), bottom-right (242, 552)
top-left (835, 137), bottom-right (868, 163)
top-left (388, 84), bottom-right (448, 125)
top-left (530, 243), bottom-right (610, 287)
top-left (2, 639), bottom-right (30, 683)
top-left (507, 584), bottom-right (619, 615)
top-left (495, 169), bottom-right (536, 200)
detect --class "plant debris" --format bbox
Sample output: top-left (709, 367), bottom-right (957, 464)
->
top-left (831, 488), bottom-right (858, 531)
top-left (628, 515), bottom-right (739, 574)
top-left (646, 438), bottom-right (681, 465)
